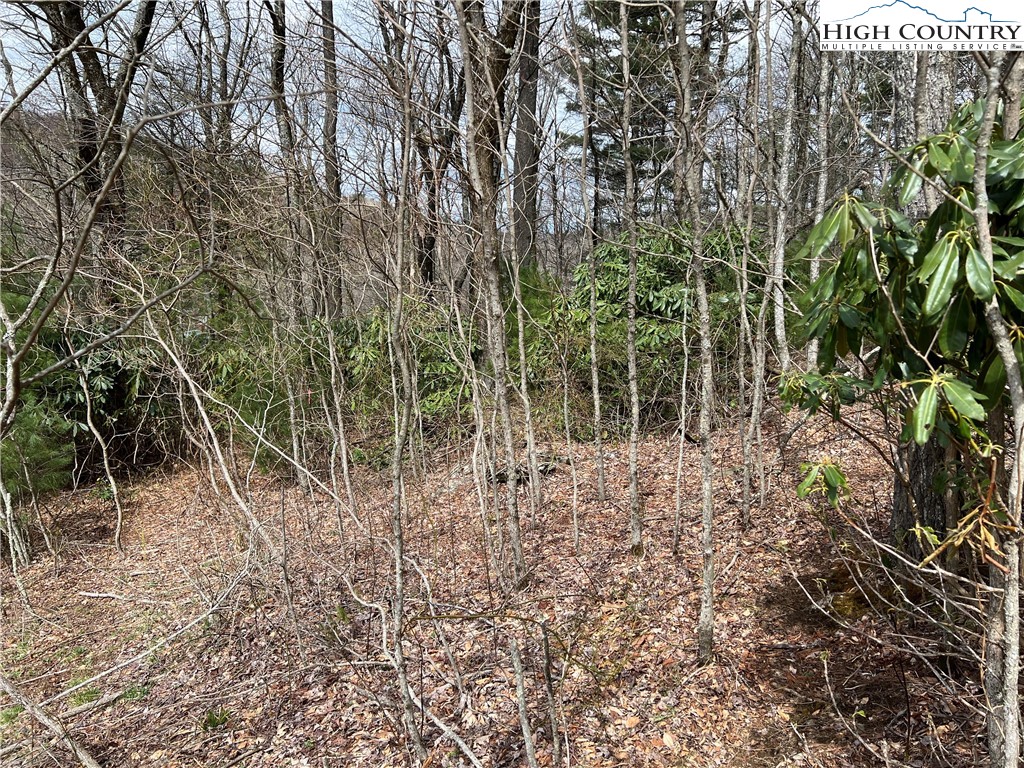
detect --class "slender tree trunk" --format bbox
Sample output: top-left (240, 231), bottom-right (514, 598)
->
top-left (505, 1), bottom-right (543, 523)
top-left (694, 240), bottom-right (715, 665)
top-left (892, 53), bottom-right (959, 550)
top-left (807, 52), bottom-right (831, 368)
top-left (77, 367), bottom-right (124, 553)
top-left (738, 0), bottom-right (763, 523)
top-left (564, 2), bottom-right (607, 502)
top-left (386, 31), bottom-right (427, 757)
top-left (673, 0), bottom-right (715, 663)
top-left (672, 299), bottom-right (690, 554)
top-left (765, 3), bottom-right (802, 372)
top-left (321, 0), bottom-right (344, 315)
top-left (509, 637), bottom-right (540, 768)
top-left (620, 0), bottom-right (643, 556)
top-left (975, 52), bottom-right (1022, 768)
top-left (455, 0), bottom-right (527, 583)
top-left (512, 250), bottom-right (542, 524)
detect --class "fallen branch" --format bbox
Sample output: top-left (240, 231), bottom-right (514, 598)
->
top-left (0, 673), bottom-right (102, 768)
top-left (77, 591), bottom-right (163, 605)
top-left (0, 689), bottom-right (122, 760)
top-left (44, 564), bottom-right (252, 708)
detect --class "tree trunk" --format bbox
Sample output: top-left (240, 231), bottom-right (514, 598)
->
top-left (974, 52), bottom-right (1021, 768)
top-left (564, 2), bottom-right (607, 502)
top-left (807, 51), bottom-right (831, 369)
top-left (739, 0), bottom-right (764, 522)
top-left (620, 0), bottom-right (643, 556)
top-left (321, 0), bottom-right (344, 315)
top-left (512, 0), bottom-right (541, 268)
top-left (455, 0), bottom-right (527, 583)
top-left (891, 53), bottom-right (960, 556)
top-left (766, 4), bottom-right (802, 373)
top-left (890, 439), bottom-right (949, 559)
top-left (673, 0), bottom-right (716, 664)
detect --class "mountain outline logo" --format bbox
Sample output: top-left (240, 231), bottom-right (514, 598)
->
top-left (838, 2), bottom-right (1012, 24)
top-left (818, 0), bottom-right (1024, 50)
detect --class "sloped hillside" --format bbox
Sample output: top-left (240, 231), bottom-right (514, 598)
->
top-left (0, 418), bottom-right (982, 767)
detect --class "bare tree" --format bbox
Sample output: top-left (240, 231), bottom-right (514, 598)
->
top-left (765, 1), bottom-right (803, 373)
top-left (620, 0), bottom-right (643, 556)
top-left (454, 0), bottom-right (527, 583)
top-left (512, 0), bottom-right (541, 268)
top-left (974, 51), bottom-right (1022, 768)
top-left (672, 0), bottom-right (716, 664)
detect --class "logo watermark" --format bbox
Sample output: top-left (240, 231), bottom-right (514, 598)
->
top-left (818, 1), bottom-right (1024, 51)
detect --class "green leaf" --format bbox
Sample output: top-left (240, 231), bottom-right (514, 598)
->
top-left (942, 379), bottom-right (987, 421)
top-left (796, 466), bottom-right (820, 499)
top-left (913, 384), bottom-right (939, 445)
top-left (896, 153), bottom-right (926, 206)
top-left (822, 464), bottom-right (847, 491)
top-left (836, 324), bottom-right (850, 357)
top-left (1005, 152), bottom-right (1024, 180)
top-left (993, 251), bottom-right (1024, 280)
top-left (838, 203), bottom-right (854, 248)
top-left (938, 294), bottom-right (970, 357)
top-left (1001, 283), bottom-right (1024, 313)
top-left (965, 244), bottom-right (995, 300)
top-left (917, 235), bottom-right (954, 282)
top-left (953, 143), bottom-right (977, 183)
top-left (807, 205), bottom-right (843, 258)
top-left (987, 144), bottom-right (1018, 179)
top-left (946, 137), bottom-right (964, 176)
top-left (927, 137), bottom-right (953, 174)
top-left (837, 304), bottom-right (861, 329)
top-left (979, 353), bottom-right (1007, 406)
top-left (921, 241), bottom-right (960, 317)
top-left (851, 202), bottom-right (878, 231)
top-left (1006, 186), bottom-right (1024, 214)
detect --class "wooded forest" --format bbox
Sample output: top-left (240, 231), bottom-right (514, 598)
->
top-left (2, 1), bottom-right (1024, 766)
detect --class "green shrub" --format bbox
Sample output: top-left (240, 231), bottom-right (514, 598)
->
top-left (202, 706), bottom-right (232, 730)
top-left (0, 397), bottom-right (74, 504)
top-left (327, 305), bottom-right (477, 436)
top-left (525, 225), bottom-right (758, 431)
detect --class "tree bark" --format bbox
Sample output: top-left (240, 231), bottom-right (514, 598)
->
top-left (766, 4), bottom-right (802, 373)
top-left (321, 0), bottom-right (344, 315)
top-left (0, 674), bottom-right (102, 768)
top-left (620, 0), bottom-right (643, 556)
top-left (891, 52), bottom-right (959, 554)
top-left (974, 52), bottom-right (1021, 768)
top-left (890, 439), bottom-right (950, 559)
top-left (673, 0), bottom-right (715, 664)
top-left (512, 0), bottom-right (541, 268)
top-left (807, 50), bottom-right (831, 369)
top-left (455, 0), bottom-right (527, 583)
top-left (563, 2), bottom-right (607, 502)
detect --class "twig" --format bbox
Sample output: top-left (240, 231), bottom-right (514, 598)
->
top-left (63, 690), bottom-right (123, 718)
top-left (220, 747), bottom-right (268, 767)
top-left (509, 637), bottom-right (540, 768)
top-left (77, 591), bottom-right (162, 605)
top-left (822, 653), bottom-right (909, 767)
top-left (0, 673), bottom-right (102, 768)
top-left (0, 689), bottom-right (125, 760)
top-left (43, 564), bottom-right (252, 708)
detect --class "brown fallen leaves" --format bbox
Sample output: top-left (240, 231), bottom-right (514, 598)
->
top-left (0, 410), bottom-right (985, 767)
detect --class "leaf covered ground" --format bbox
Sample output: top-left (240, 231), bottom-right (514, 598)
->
top-left (0, 413), bottom-right (986, 767)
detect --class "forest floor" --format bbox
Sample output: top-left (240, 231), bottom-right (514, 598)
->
top-left (0, 409), bottom-right (986, 767)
